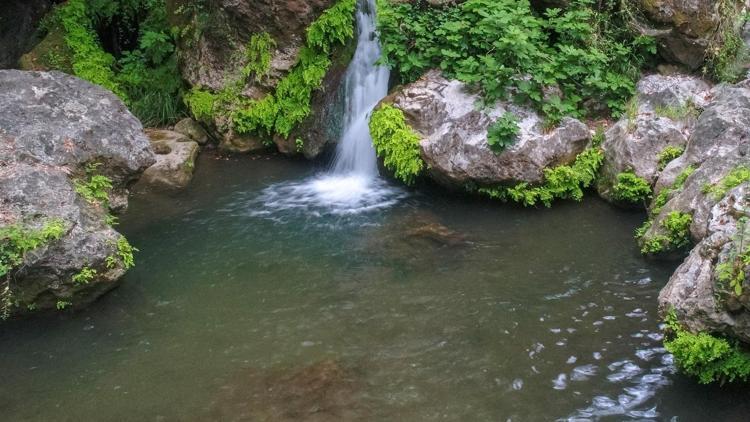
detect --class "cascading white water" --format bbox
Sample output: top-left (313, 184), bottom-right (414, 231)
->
top-left (249, 0), bottom-right (404, 219)
top-left (331, 0), bottom-right (390, 176)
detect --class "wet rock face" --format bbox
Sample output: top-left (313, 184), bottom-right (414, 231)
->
top-left (635, 0), bottom-right (730, 70)
top-left (388, 70), bottom-right (590, 188)
top-left (597, 74), bottom-right (712, 204)
top-left (0, 70), bottom-right (155, 317)
top-left (655, 78), bottom-right (750, 341)
top-left (139, 129), bottom-right (199, 189)
top-left (169, 0), bottom-right (337, 92)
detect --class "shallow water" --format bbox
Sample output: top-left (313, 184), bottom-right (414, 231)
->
top-left (2, 154), bottom-right (750, 421)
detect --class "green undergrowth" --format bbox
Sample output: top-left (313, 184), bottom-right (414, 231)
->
top-left (35, 0), bottom-right (185, 126)
top-left (189, 0), bottom-right (356, 143)
top-left (703, 166), bottom-right (750, 200)
top-left (704, 0), bottom-right (749, 83)
top-left (611, 171), bottom-right (651, 204)
top-left (0, 220), bottom-right (67, 318)
top-left (369, 104), bottom-right (424, 185)
top-left (376, 0), bottom-right (656, 123)
top-left (478, 147), bottom-right (604, 207)
top-left (664, 309), bottom-right (750, 384)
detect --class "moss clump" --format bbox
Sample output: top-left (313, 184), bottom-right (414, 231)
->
top-left (479, 147), bottom-right (604, 207)
top-left (703, 166), bottom-right (750, 200)
top-left (651, 165), bottom-right (695, 215)
top-left (664, 309), bottom-right (750, 384)
top-left (657, 145), bottom-right (685, 170)
top-left (612, 171), bottom-right (651, 204)
top-left (368, 104), bottom-right (424, 185)
top-left (184, 87), bottom-right (218, 124)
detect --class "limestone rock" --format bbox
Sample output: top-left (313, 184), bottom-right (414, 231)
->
top-left (140, 129), bottom-right (199, 189)
top-left (597, 74), bottom-right (712, 204)
top-left (0, 70), bottom-right (155, 317)
top-left (387, 70), bottom-right (590, 188)
top-left (173, 117), bottom-right (210, 145)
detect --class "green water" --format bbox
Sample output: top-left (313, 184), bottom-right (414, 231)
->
top-left (1, 154), bottom-right (749, 421)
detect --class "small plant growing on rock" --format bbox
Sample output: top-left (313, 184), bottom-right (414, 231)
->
top-left (56, 300), bottom-right (71, 310)
top-left (657, 146), bottom-right (685, 170)
top-left (72, 266), bottom-right (97, 285)
top-left (638, 211), bottom-right (692, 255)
top-left (74, 163), bottom-right (113, 208)
top-left (716, 217), bottom-right (750, 297)
top-left (107, 236), bottom-right (137, 270)
top-left (487, 113), bottom-right (520, 154)
top-left (612, 172), bottom-right (651, 204)
top-left (664, 309), bottom-right (750, 384)
top-left (242, 32), bottom-right (275, 82)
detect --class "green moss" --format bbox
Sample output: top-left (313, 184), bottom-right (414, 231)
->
top-left (368, 104), bottom-right (424, 185)
top-left (478, 147), bottom-right (604, 207)
top-left (664, 309), bottom-right (750, 384)
top-left (657, 145), bottom-right (685, 171)
top-left (652, 165), bottom-right (695, 215)
top-left (654, 102), bottom-right (698, 121)
top-left (612, 172), bottom-right (651, 203)
top-left (703, 166), bottom-right (750, 200)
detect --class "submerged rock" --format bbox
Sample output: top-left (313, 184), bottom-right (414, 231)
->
top-left (597, 74), bottom-right (712, 205)
top-left (387, 70), bottom-right (590, 189)
top-left (139, 129), bottom-right (199, 189)
top-left (0, 70), bottom-right (154, 317)
top-left (207, 359), bottom-right (365, 421)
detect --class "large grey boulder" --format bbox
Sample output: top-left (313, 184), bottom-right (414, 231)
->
top-left (387, 70), bottom-right (590, 188)
top-left (597, 74), bottom-right (712, 203)
top-left (0, 70), bottom-right (155, 318)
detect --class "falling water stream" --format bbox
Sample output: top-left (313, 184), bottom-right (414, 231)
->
top-left (251, 0), bottom-right (403, 218)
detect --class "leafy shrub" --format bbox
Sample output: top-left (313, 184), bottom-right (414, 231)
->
top-left (612, 172), bottom-right (651, 203)
top-left (369, 104), bottom-right (424, 185)
top-left (376, 0), bottom-right (655, 122)
top-left (657, 146), bottom-right (685, 170)
top-left (664, 309), bottom-right (750, 384)
top-left (73, 164), bottom-right (113, 207)
top-left (479, 147), bottom-right (604, 207)
top-left (487, 113), bottom-right (520, 153)
top-left (184, 87), bottom-right (217, 124)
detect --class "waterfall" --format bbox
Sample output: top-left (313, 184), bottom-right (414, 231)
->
top-left (250, 0), bottom-right (404, 218)
top-left (331, 0), bottom-right (390, 176)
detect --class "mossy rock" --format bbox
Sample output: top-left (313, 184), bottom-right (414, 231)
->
top-left (18, 22), bottom-right (74, 73)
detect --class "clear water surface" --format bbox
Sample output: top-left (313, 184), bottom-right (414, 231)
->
top-left (1, 154), bottom-right (749, 421)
